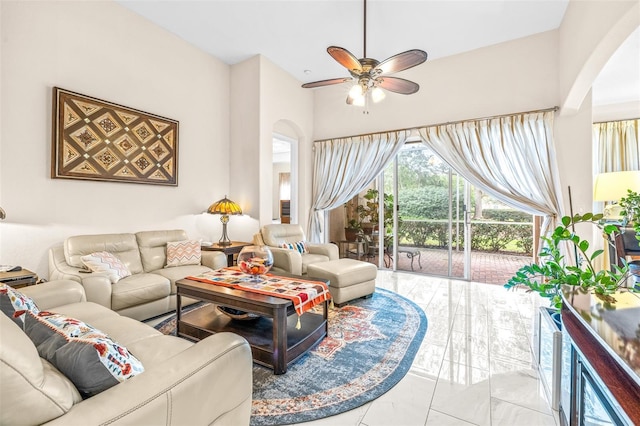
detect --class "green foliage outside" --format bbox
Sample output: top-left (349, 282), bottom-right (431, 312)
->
top-left (359, 145), bottom-right (535, 255)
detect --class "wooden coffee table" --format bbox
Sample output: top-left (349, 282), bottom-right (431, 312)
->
top-left (175, 277), bottom-right (328, 374)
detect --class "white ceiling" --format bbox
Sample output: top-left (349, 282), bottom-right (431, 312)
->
top-left (118, 0), bottom-right (638, 109)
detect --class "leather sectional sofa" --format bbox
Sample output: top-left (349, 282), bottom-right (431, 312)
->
top-left (1, 280), bottom-right (252, 425)
top-left (48, 230), bottom-right (227, 321)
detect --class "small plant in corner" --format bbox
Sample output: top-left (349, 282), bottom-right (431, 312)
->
top-left (505, 213), bottom-right (631, 310)
top-left (619, 189), bottom-right (640, 237)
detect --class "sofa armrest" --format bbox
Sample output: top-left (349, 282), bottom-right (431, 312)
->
top-left (48, 246), bottom-right (113, 309)
top-left (307, 243), bottom-right (339, 260)
top-left (44, 333), bottom-right (253, 426)
top-left (201, 251), bottom-right (227, 269)
top-left (270, 247), bottom-right (303, 276)
top-left (20, 280), bottom-right (86, 310)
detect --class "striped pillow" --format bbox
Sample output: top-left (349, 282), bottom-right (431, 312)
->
top-left (166, 240), bottom-right (201, 267)
top-left (81, 251), bottom-right (131, 284)
top-left (281, 241), bottom-right (308, 254)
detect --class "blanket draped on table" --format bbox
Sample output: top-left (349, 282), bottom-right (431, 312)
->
top-left (186, 267), bottom-right (331, 319)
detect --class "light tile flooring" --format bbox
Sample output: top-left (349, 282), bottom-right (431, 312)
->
top-left (297, 270), bottom-right (558, 426)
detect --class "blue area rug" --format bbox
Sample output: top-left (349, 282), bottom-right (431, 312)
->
top-left (153, 288), bottom-right (427, 425)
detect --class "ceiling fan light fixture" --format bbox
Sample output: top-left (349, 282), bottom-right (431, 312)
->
top-left (353, 94), bottom-right (366, 107)
top-left (349, 84), bottom-right (364, 98)
top-left (301, 0), bottom-right (427, 109)
top-left (372, 87), bottom-right (385, 103)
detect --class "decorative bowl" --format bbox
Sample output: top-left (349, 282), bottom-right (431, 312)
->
top-left (237, 245), bottom-right (274, 278)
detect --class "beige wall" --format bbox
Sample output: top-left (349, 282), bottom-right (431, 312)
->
top-left (559, 0), bottom-right (640, 114)
top-left (0, 1), bottom-right (236, 276)
top-left (230, 55), bottom-right (313, 230)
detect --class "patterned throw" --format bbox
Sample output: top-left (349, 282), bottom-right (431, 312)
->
top-left (186, 267), bottom-right (331, 318)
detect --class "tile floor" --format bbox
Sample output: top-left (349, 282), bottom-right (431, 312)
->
top-left (297, 270), bottom-right (558, 426)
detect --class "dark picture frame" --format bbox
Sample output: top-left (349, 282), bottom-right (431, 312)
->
top-left (51, 87), bottom-right (178, 186)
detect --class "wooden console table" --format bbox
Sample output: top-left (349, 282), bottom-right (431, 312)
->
top-left (0, 268), bottom-right (37, 288)
top-left (561, 288), bottom-right (640, 425)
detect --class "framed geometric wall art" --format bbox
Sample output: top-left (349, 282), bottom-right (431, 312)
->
top-left (51, 87), bottom-right (179, 186)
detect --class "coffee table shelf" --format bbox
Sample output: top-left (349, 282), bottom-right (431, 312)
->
top-left (176, 278), bottom-right (328, 374)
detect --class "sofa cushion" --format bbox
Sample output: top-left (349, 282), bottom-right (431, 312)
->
top-left (81, 251), bottom-right (132, 283)
top-left (65, 233), bottom-right (144, 274)
top-left (136, 229), bottom-right (189, 272)
top-left (0, 314), bottom-right (81, 425)
top-left (0, 283), bottom-right (40, 327)
top-left (111, 273), bottom-right (171, 311)
top-left (281, 241), bottom-right (308, 254)
top-left (166, 240), bottom-right (201, 267)
top-left (152, 264), bottom-right (212, 294)
top-left (23, 310), bottom-right (144, 398)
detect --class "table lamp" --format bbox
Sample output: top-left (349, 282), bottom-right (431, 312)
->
top-left (593, 171), bottom-right (640, 220)
top-left (207, 195), bottom-right (242, 246)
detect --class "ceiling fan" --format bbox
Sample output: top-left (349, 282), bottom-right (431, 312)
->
top-left (301, 0), bottom-right (428, 106)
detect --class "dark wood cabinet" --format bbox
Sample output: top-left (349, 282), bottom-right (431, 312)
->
top-left (280, 200), bottom-right (290, 224)
top-left (560, 289), bottom-right (640, 425)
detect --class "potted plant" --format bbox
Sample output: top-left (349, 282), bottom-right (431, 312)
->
top-left (505, 213), bottom-right (630, 310)
top-left (618, 189), bottom-right (640, 282)
top-left (344, 219), bottom-right (362, 242)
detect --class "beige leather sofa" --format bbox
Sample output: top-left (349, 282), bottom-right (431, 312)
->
top-left (49, 230), bottom-right (227, 321)
top-left (255, 224), bottom-right (339, 276)
top-left (1, 280), bottom-right (252, 425)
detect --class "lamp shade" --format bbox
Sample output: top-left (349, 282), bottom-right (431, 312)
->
top-left (593, 171), bottom-right (640, 202)
top-left (207, 196), bottom-right (242, 216)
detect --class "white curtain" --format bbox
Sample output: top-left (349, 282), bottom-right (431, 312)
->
top-left (418, 111), bottom-right (563, 237)
top-left (309, 131), bottom-right (410, 242)
top-left (593, 119), bottom-right (639, 173)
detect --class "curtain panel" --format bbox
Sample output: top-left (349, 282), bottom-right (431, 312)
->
top-left (593, 119), bottom-right (640, 173)
top-left (308, 131), bottom-right (410, 242)
top-left (418, 111), bottom-right (564, 237)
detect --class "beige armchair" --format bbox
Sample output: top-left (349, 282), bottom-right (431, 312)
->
top-left (256, 224), bottom-right (339, 276)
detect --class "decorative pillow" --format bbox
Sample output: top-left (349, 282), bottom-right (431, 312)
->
top-left (81, 251), bottom-right (131, 284)
top-left (280, 241), bottom-right (308, 254)
top-left (166, 240), bottom-right (201, 267)
top-left (23, 310), bottom-right (144, 398)
top-left (0, 283), bottom-right (40, 327)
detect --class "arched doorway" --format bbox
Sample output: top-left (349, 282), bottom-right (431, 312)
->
top-left (272, 121), bottom-right (300, 224)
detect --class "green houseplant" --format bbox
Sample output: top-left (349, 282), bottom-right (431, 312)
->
top-left (619, 189), bottom-right (640, 234)
top-left (505, 213), bottom-right (631, 310)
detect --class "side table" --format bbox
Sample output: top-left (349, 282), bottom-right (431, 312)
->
top-left (202, 241), bottom-right (252, 267)
top-left (0, 268), bottom-right (38, 288)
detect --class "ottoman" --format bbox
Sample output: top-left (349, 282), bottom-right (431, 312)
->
top-left (307, 259), bottom-right (377, 306)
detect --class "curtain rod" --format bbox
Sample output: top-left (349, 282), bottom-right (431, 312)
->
top-left (313, 106), bottom-right (559, 143)
top-left (593, 117), bottom-right (639, 124)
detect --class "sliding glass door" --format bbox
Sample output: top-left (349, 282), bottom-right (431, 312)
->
top-left (382, 143), bottom-right (471, 279)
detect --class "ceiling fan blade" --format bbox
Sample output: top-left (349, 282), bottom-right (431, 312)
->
top-left (302, 77), bottom-right (353, 89)
top-left (375, 49), bottom-right (428, 75)
top-left (377, 77), bottom-right (420, 95)
top-left (327, 46), bottom-right (363, 74)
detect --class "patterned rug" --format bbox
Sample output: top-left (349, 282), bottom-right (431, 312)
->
top-left (153, 288), bottom-right (427, 425)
